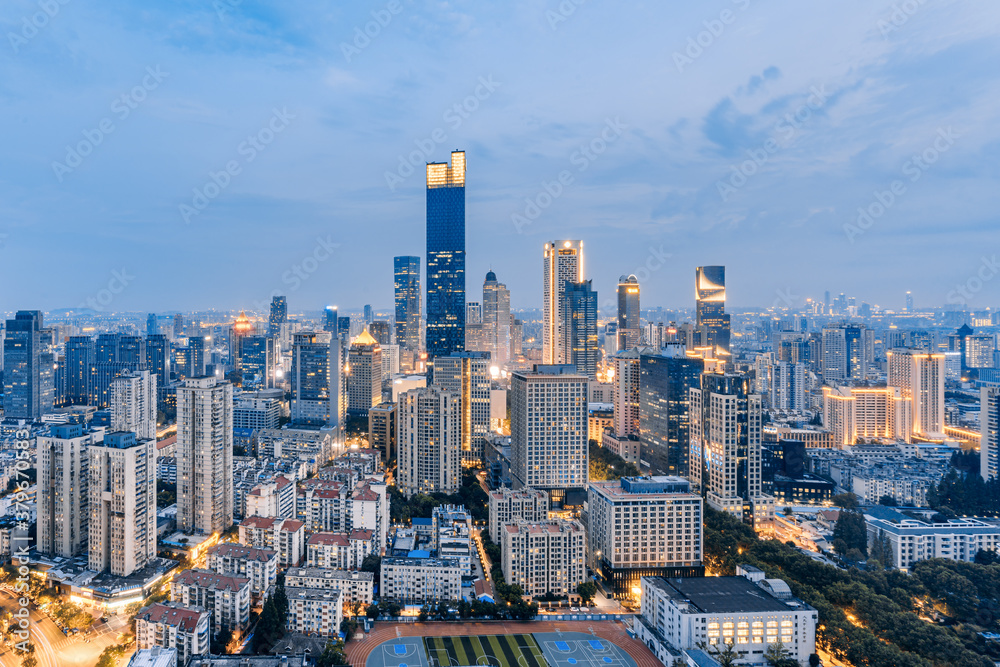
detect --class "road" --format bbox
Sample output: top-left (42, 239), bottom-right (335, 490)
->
top-left (0, 589), bottom-right (62, 667)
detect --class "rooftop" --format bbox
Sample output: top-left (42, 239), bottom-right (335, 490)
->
top-left (645, 576), bottom-right (796, 614)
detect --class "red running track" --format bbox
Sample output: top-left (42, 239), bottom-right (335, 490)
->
top-left (344, 620), bottom-right (662, 667)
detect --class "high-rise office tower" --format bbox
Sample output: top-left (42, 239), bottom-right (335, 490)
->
top-left (145, 334), bottom-right (169, 395)
top-left (348, 329), bottom-right (382, 417)
top-left (695, 266), bottom-right (731, 355)
top-left (120, 335), bottom-right (147, 369)
top-left (465, 302), bottom-right (485, 353)
top-left (432, 351), bottom-right (491, 464)
top-left (482, 271), bottom-right (511, 369)
top-left (563, 280), bottom-right (598, 380)
top-left (177, 376), bottom-right (233, 535)
top-left (3, 310), bottom-right (48, 419)
top-left (240, 335), bottom-right (278, 389)
top-left (110, 370), bottom-right (157, 440)
top-left (88, 431), bottom-right (156, 576)
top-left (510, 318), bottom-right (523, 360)
top-left (690, 373), bottom-right (768, 524)
top-left (268, 296), bottom-right (287, 337)
top-left (230, 311), bottom-right (253, 369)
top-left (290, 331), bottom-right (343, 427)
top-left (394, 256), bottom-right (422, 363)
top-left (771, 361), bottom-right (806, 413)
top-left (396, 386), bottom-right (461, 498)
top-left (364, 305), bottom-right (374, 324)
top-left (823, 291), bottom-right (831, 314)
top-left (617, 275), bottom-right (641, 351)
top-left (982, 386), bottom-right (1000, 482)
top-left (888, 348), bottom-right (946, 438)
top-left (638, 349), bottom-right (703, 477)
top-left (510, 365), bottom-right (588, 506)
top-left (173, 313), bottom-right (184, 337)
top-left (612, 350), bottom-right (641, 438)
top-left (821, 324), bottom-right (868, 383)
top-left (425, 151), bottom-right (466, 359)
top-left (90, 333), bottom-right (128, 409)
top-left (146, 313), bottom-right (158, 336)
top-left (905, 291), bottom-right (913, 312)
top-left (369, 321), bottom-right (391, 346)
top-left (186, 336), bottom-right (206, 378)
top-left (64, 335), bottom-right (93, 405)
top-left (324, 306), bottom-right (338, 334)
top-left (38, 420), bottom-right (101, 557)
top-left (542, 240), bottom-right (583, 364)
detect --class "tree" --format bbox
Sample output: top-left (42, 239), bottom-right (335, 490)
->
top-left (974, 549), bottom-right (1000, 565)
top-left (211, 627), bottom-right (234, 655)
top-left (878, 495), bottom-right (898, 506)
top-left (699, 640), bottom-right (739, 667)
top-left (870, 528), bottom-right (894, 568)
top-left (832, 493), bottom-right (860, 510)
top-left (833, 509), bottom-right (868, 559)
top-left (365, 603), bottom-right (380, 619)
top-left (315, 639), bottom-right (350, 667)
top-left (385, 601), bottom-right (401, 617)
top-left (418, 605), bottom-right (429, 622)
top-left (765, 641), bottom-right (797, 667)
top-left (20, 657), bottom-right (37, 667)
top-left (576, 581), bottom-right (597, 605)
top-left (254, 596), bottom-right (284, 653)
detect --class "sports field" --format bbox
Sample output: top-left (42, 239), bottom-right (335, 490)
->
top-left (366, 631), bottom-right (638, 667)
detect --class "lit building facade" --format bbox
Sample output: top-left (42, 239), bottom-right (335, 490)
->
top-left (396, 386), bottom-right (461, 498)
top-left (617, 275), bottom-right (640, 351)
top-left (482, 270), bottom-right (511, 368)
top-left (347, 329), bottom-right (382, 417)
top-left (177, 376), bottom-right (233, 535)
top-left (501, 519), bottom-right (586, 600)
top-left (695, 266), bottom-right (730, 355)
top-left (542, 240), bottom-right (583, 365)
top-left (638, 350), bottom-right (703, 478)
top-left (394, 256), bottom-right (422, 366)
top-left (887, 348), bottom-right (946, 438)
top-left (426, 151), bottom-right (466, 359)
top-left (38, 421), bottom-right (101, 558)
top-left (563, 280), bottom-right (598, 379)
top-left (290, 331), bottom-right (344, 428)
top-left (432, 351), bottom-right (491, 464)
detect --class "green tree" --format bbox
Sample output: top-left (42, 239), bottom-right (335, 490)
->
top-left (576, 581), bottom-right (597, 605)
top-left (211, 627), bottom-right (234, 655)
top-left (833, 509), bottom-right (868, 559)
top-left (765, 640), bottom-right (798, 667)
top-left (315, 639), bottom-right (350, 667)
top-left (832, 492), bottom-right (860, 510)
top-left (366, 603), bottom-right (381, 619)
top-left (878, 495), bottom-right (898, 506)
top-left (699, 640), bottom-right (740, 667)
top-left (418, 605), bottom-right (429, 622)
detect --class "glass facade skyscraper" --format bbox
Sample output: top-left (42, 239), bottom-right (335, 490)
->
top-left (695, 265), bottom-right (730, 354)
top-left (425, 151), bottom-right (466, 359)
top-left (617, 274), bottom-right (640, 351)
top-left (268, 295), bottom-right (287, 336)
top-left (563, 280), bottom-right (598, 379)
top-left (2, 310), bottom-right (47, 419)
top-left (638, 349), bottom-right (704, 477)
top-left (393, 255), bottom-right (421, 355)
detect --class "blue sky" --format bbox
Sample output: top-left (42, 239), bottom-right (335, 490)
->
top-left (1, 0), bottom-right (998, 315)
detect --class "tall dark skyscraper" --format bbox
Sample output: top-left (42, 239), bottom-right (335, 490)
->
top-left (2, 310), bottom-right (48, 419)
top-left (145, 334), bottom-right (169, 394)
top-left (64, 336), bottom-right (93, 405)
top-left (394, 255), bottom-right (421, 356)
top-left (173, 313), bottom-right (184, 337)
top-left (146, 313), bottom-right (158, 336)
top-left (324, 306), bottom-right (338, 334)
top-left (363, 304), bottom-right (374, 324)
top-left (269, 295), bottom-right (287, 336)
top-left (563, 280), bottom-right (598, 379)
top-left (639, 349), bottom-right (704, 477)
top-left (425, 151), bottom-right (466, 359)
top-left (617, 274), bottom-right (640, 351)
top-left (695, 265), bottom-right (731, 354)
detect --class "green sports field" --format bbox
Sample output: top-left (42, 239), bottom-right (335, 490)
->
top-left (423, 634), bottom-right (548, 667)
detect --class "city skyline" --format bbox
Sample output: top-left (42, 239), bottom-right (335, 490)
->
top-left (1, 2), bottom-right (997, 313)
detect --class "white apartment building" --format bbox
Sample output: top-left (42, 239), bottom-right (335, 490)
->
top-left (887, 348), bottom-right (945, 439)
top-left (177, 376), bottom-right (233, 535)
top-left (285, 587), bottom-right (344, 638)
top-left (296, 478), bottom-right (389, 552)
top-left (510, 365), bottom-right (589, 500)
top-left (37, 421), bottom-right (102, 558)
top-left (588, 476), bottom-right (703, 598)
top-left (613, 349), bottom-right (641, 437)
top-left (135, 602), bottom-right (210, 666)
top-left (500, 519), bottom-right (586, 599)
top-left (245, 475), bottom-right (295, 519)
top-left (822, 386), bottom-right (912, 446)
top-left (852, 473), bottom-right (931, 507)
top-left (305, 530), bottom-right (375, 570)
top-left (284, 567), bottom-right (374, 605)
top-left (171, 569), bottom-right (251, 637)
top-left (487, 488), bottom-right (550, 544)
top-left (205, 543), bottom-right (278, 599)
top-left (982, 385), bottom-right (1000, 482)
top-left (542, 240), bottom-right (583, 365)
top-left (88, 431), bottom-right (156, 576)
top-left (864, 508), bottom-right (1000, 570)
top-left (396, 386), bottom-right (461, 498)
top-left (238, 516), bottom-right (305, 567)
top-left (635, 569), bottom-right (817, 667)
top-left (380, 557), bottom-right (462, 604)
top-left (110, 370), bottom-right (157, 441)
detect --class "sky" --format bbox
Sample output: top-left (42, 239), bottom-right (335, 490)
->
top-left (1, 0), bottom-right (998, 316)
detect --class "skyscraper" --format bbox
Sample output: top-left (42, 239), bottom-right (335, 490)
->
top-left (510, 365), bottom-right (589, 506)
top-left (240, 335), bottom-right (278, 389)
top-left (397, 386), bottom-right (461, 498)
top-left (110, 370), bottom-right (157, 441)
top-left (432, 351), bottom-right (491, 464)
top-left (268, 296), bottom-right (287, 337)
top-left (981, 386), bottom-right (999, 482)
top-left (91, 333), bottom-right (129, 409)
top-left (617, 274), bottom-right (641, 351)
top-left (695, 266), bottom-right (731, 355)
top-left (173, 313), bottom-right (184, 337)
top-left (482, 270), bottom-right (511, 368)
top-left (364, 304), bottom-right (374, 324)
top-left (324, 306), bottom-right (339, 334)
top-left (88, 431), bottom-right (156, 576)
top-left (563, 280), bottom-right (598, 379)
top-left (821, 324), bottom-right (868, 383)
top-left (38, 420), bottom-right (100, 557)
top-left (3, 310), bottom-right (48, 419)
top-left (145, 334), bottom-right (169, 397)
top-left (542, 240), bottom-right (583, 365)
top-left (690, 373), bottom-right (769, 525)
top-left (186, 336), bottom-right (207, 378)
top-left (393, 256), bottom-right (421, 364)
top-left (369, 320), bottom-right (391, 346)
top-left (348, 329), bottom-right (382, 417)
top-left (64, 335), bottom-right (93, 406)
top-left (905, 291), bottom-right (913, 312)
top-left (638, 349), bottom-right (703, 477)
top-left (146, 313), bottom-right (158, 336)
top-left (888, 348), bottom-right (946, 438)
top-left (425, 151), bottom-right (466, 359)
top-left (230, 311), bottom-right (253, 369)
top-left (177, 376), bottom-right (233, 535)
top-left (290, 331), bottom-right (343, 427)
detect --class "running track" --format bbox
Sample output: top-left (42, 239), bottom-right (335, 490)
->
top-left (345, 620), bottom-right (661, 667)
